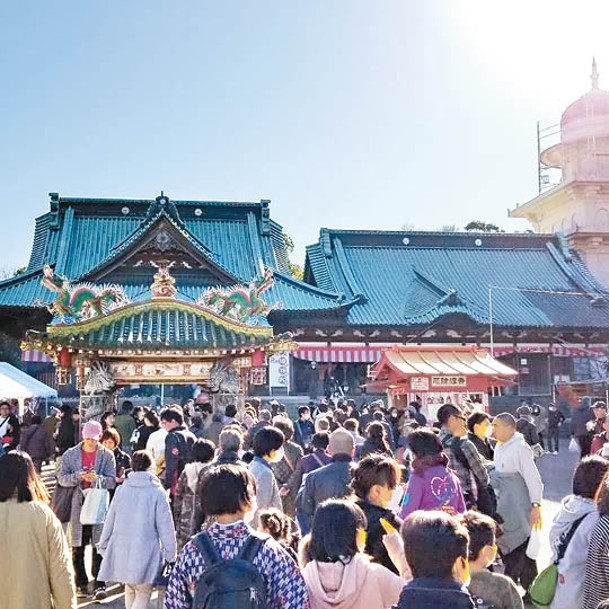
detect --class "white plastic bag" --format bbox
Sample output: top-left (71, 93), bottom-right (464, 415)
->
top-left (526, 527), bottom-right (542, 560)
top-left (80, 480), bottom-right (109, 525)
top-left (568, 437), bottom-right (581, 454)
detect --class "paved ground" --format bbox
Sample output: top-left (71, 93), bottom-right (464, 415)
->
top-left (59, 446), bottom-right (577, 608)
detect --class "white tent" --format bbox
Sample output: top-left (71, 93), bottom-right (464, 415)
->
top-left (0, 362), bottom-right (58, 416)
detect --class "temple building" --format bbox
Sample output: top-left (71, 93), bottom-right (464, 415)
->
top-left (511, 59), bottom-right (609, 287)
top-left (1, 190), bottom-right (608, 406)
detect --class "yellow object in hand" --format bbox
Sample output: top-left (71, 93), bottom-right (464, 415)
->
top-left (380, 517), bottom-right (397, 535)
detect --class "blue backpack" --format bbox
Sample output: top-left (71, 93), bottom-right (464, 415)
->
top-left (192, 531), bottom-right (268, 609)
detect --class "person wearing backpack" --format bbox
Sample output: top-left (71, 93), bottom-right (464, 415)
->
top-left (165, 463), bottom-right (310, 609)
top-left (550, 456), bottom-right (609, 609)
top-left (160, 408), bottom-right (196, 498)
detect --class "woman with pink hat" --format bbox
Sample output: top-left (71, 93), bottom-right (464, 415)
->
top-left (57, 419), bottom-right (116, 599)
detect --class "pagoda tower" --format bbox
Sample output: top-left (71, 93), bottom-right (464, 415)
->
top-left (510, 59), bottom-right (609, 287)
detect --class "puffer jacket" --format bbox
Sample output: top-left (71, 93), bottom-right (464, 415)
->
top-left (550, 494), bottom-right (599, 609)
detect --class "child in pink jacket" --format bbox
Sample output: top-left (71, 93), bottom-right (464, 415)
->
top-left (300, 499), bottom-right (409, 609)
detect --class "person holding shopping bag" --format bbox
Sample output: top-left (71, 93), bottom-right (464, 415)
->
top-left (98, 450), bottom-right (177, 609)
top-left (58, 419), bottom-right (116, 599)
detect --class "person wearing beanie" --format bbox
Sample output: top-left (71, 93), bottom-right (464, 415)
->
top-left (296, 428), bottom-right (355, 534)
top-left (58, 418), bottom-right (116, 599)
top-left (515, 406), bottom-right (540, 447)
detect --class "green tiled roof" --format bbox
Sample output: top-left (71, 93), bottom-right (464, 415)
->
top-left (305, 229), bottom-right (609, 330)
top-left (0, 194), bottom-right (348, 316)
top-left (42, 299), bottom-right (275, 350)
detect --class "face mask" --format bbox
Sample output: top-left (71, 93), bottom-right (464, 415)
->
top-left (485, 425), bottom-right (493, 438)
top-left (270, 447), bottom-right (285, 463)
top-left (244, 495), bottom-right (258, 525)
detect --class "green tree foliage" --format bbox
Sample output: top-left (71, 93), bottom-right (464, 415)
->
top-left (464, 221), bottom-right (504, 232)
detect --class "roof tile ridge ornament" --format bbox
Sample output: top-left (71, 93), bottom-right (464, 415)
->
top-left (592, 56), bottom-right (600, 90)
top-left (41, 264), bottom-right (129, 324)
top-left (198, 268), bottom-right (281, 325)
top-left (150, 260), bottom-right (178, 298)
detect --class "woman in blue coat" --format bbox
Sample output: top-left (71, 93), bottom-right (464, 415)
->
top-left (98, 450), bottom-right (177, 609)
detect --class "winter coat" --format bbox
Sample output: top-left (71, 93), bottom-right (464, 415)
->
top-left (113, 413), bottom-right (136, 449)
top-left (302, 553), bottom-right (404, 609)
top-left (295, 419), bottom-right (315, 450)
top-left (0, 498), bottom-right (76, 609)
top-left (55, 417), bottom-right (78, 455)
top-left (356, 499), bottom-right (403, 573)
top-left (173, 461), bottom-right (207, 550)
top-left (493, 432), bottom-right (543, 504)
top-left (113, 446), bottom-right (131, 478)
top-left (570, 406), bottom-right (593, 436)
top-left (57, 443), bottom-right (116, 547)
top-left (21, 424), bottom-right (54, 460)
top-left (516, 417), bottom-right (539, 446)
top-left (97, 471), bottom-right (177, 585)
top-left (399, 464), bottom-right (466, 519)
top-left (270, 440), bottom-right (304, 517)
top-left (0, 414), bottom-right (20, 451)
top-left (296, 455), bottom-right (353, 534)
top-left (583, 514), bottom-right (609, 609)
top-left (249, 456), bottom-right (282, 527)
top-left (163, 425), bottom-right (196, 493)
top-left (548, 409), bottom-right (565, 429)
top-left (133, 423), bottom-right (158, 451)
top-left (550, 494), bottom-right (599, 609)
top-left (396, 577), bottom-right (474, 609)
top-left (468, 570), bottom-right (523, 609)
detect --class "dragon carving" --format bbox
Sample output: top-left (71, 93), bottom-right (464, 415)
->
top-left (42, 264), bottom-right (128, 322)
top-left (198, 268), bottom-right (279, 323)
top-left (209, 360), bottom-right (240, 395)
top-left (84, 361), bottom-right (115, 396)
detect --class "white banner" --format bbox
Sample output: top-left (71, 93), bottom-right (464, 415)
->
top-left (268, 351), bottom-right (290, 391)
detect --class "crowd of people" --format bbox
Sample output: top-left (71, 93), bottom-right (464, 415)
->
top-left (3, 394), bottom-right (609, 609)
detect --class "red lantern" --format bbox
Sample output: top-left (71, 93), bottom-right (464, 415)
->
top-left (58, 350), bottom-right (72, 368)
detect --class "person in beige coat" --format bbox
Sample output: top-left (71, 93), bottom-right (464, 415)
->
top-left (0, 451), bottom-right (76, 609)
top-left (300, 499), bottom-right (407, 609)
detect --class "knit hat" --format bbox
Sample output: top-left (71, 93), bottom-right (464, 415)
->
top-left (516, 405), bottom-right (532, 417)
top-left (82, 420), bottom-right (103, 440)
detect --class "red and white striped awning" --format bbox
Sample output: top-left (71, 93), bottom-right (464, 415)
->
top-left (21, 350), bottom-right (54, 363)
top-left (294, 344), bottom-right (392, 364)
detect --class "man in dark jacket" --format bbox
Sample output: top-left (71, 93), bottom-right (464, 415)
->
top-left (296, 428), bottom-right (354, 534)
top-left (397, 510), bottom-right (474, 609)
top-left (0, 401), bottom-right (20, 452)
top-left (515, 406), bottom-right (540, 446)
top-left (294, 405), bottom-right (315, 452)
top-left (160, 408), bottom-right (196, 496)
top-left (570, 400), bottom-right (594, 457)
top-left (547, 403), bottom-right (565, 454)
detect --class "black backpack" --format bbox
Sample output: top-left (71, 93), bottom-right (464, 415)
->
top-left (192, 531), bottom-right (268, 609)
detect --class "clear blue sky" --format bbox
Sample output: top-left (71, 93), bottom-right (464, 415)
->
top-left (1, 1), bottom-right (608, 270)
